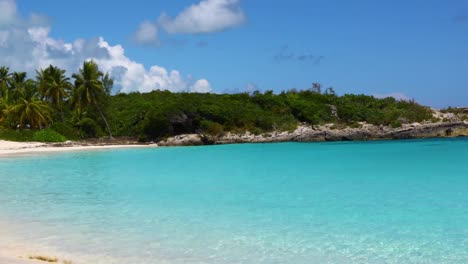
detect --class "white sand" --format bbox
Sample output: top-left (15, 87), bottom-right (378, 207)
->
top-left (0, 140), bottom-right (158, 156)
top-left (0, 224), bottom-right (62, 264)
top-left (0, 246), bottom-right (47, 264)
top-left (0, 255), bottom-right (31, 264)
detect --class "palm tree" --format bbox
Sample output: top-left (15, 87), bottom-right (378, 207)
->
top-left (9, 72), bottom-right (31, 103)
top-left (72, 61), bottom-right (113, 139)
top-left (0, 97), bottom-right (8, 123)
top-left (0, 67), bottom-right (12, 99)
top-left (102, 72), bottom-right (114, 95)
top-left (6, 97), bottom-right (52, 129)
top-left (22, 79), bottom-right (40, 101)
top-left (37, 65), bottom-right (71, 121)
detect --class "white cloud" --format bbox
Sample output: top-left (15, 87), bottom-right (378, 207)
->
top-left (158, 0), bottom-right (246, 34)
top-left (374, 92), bottom-right (410, 101)
top-left (0, 0), bottom-right (17, 25)
top-left (0, 0), bottom-right (209, 94)
top-left (95, 38), bottom-right (190, 93)
top-left (134, 21), bottom-right (158, 45)
top-left (190, 79), bottom-right (212, 93)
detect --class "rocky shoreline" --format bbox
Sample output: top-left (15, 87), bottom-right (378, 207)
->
top-left (158, 121), bottom-right (468, 146)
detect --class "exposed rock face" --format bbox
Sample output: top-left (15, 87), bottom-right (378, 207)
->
top-left (158, 121), bottom-right (468, 147)
top-left (158, 134), bottom-right (203, 146)
top-left (432, 109), bottom-right (464, 122)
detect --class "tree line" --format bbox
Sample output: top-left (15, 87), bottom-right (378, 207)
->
top-left (109, 89), bottom-right (433, 142)
top-left (0, 61), bottom-right (113, 140)
top-left (0, 61), bottom-right (434, 142)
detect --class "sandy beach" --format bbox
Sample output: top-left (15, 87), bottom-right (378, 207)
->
top-left (0, 235), bottom-right (110, 264)
top-left (0, 140), bottom-right (158, 156)
top-left (0, 244), bottom-right (55, 264)
top-left (0, 222), bottom-right (67, 264)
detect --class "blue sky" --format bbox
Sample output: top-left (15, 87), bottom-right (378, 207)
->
top-left (2, 0), bottom-right (468, 107)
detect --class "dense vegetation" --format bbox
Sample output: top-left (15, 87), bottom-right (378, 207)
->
top-left (0, 63), bottom-right (434, 142)
top-left (109, 90), bottom-right (433, 141)
top-left (0, 62), bottom-right (112, 142)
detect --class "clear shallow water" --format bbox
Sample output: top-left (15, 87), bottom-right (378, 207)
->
top-left (0, 139), bottom-right (468, 264)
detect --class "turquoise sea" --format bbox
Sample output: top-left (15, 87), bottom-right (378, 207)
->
top-left (1, 139), bottom-right (468, 263)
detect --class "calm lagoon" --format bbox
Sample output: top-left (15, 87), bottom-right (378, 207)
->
top-left (1, 139), bottom-right (468, 263)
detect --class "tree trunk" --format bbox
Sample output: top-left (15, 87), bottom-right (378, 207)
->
top-left (60, 103), bottom-right (65, 123)
top-left (92, 93), bottom-right (113, 139)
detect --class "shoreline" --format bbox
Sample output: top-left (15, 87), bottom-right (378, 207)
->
top-left (0, 221), bottom-right (63, 264)
top-left (0, 140), bottom-right (158, 157)
top-left (158, 121), bottom-right (468, 146)
top-left (1, 121), bottom-right (467, 156)
top-left (0, 220), bottom-right (120, 264)
top-left (1, 125), bottom-right (467, 263)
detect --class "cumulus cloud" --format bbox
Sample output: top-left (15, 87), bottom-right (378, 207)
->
top-left (94, 38), bottom-right (194, 93)
top-left (158, 0), bottom-right (246, 34)
top-left (374, 93), bottom-right (410, 101)
top-left (190, 79), bottom-right (212, 93)
top-left (0, 0), bottom-right (17, 25)
top-left (133, 21), bottom-right (159, 45)
top-left (0, 0), bottom-right (210, 94)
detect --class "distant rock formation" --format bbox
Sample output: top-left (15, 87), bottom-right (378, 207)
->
top-left (157, 121), bottom-right (468, 147)
top-left (158, 134), bottom-right (205, 146)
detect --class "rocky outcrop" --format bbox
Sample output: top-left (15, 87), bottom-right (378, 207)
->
top-left (158, 134), bottom-right (204, 146)
top-left (384, 122), bottom-right (468, 139)
top-left (157, 121), bottom-right (468, 147)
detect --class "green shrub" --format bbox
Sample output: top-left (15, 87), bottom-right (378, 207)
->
top-left (200, 120), bottom-right (224, 136)
top-left (272, 114), bottom-right (298, 132)
top-left (137, 135), bottom-right (147, 142)
top-left (390, 120), bottom-right (402, 128)
top-left (75, 118), bottom-right (101, 138)
top-left (32, 129), bottom-right (67, 142)
top-left (250, 127), bottom-right (263, 135)
top-left (50, 122), bottom-right (79, 140)
top-left (0, 129), bottom-right (35, 142)
top-left (142, 111), bottom-right (173, 140)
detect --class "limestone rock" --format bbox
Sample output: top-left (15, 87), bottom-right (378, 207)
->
top-left (156, 122), bottom-right (468, 147)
